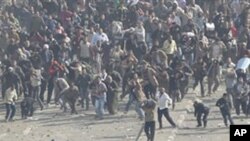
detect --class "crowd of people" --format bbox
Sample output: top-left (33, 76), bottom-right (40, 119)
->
top-left (0, 0), bottom-right (250, 140)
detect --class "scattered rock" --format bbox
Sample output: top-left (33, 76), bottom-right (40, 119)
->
top-left (217, 123), bottom-right (223, 127)
top-left (7, 128), bottom-right (10, 132)
top-left (168, 136), bottom-right (175, 140)
top-left (23, 127), bottom-right (32, 135)
top-left (171, 130), bottom-right (177, 134)
top-left (126, 128), bottom-right (132, 131)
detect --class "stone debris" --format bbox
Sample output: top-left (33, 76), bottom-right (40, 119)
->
top-left (217, 123), bottom-right (223, 127)
top-left (126, 128), bottom-right (132, 131)
top-left (23, 127), bottom-right (32, 135)
top-left (0, 133), bottom-right (7, 139)
top-left (7, 128), bottom-right (11, 132)
top-left (168, 135), bottom-right (175, 140)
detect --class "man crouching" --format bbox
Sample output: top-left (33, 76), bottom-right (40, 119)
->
top-left (21, 97), bottom-right (35, 119)
top-left (60, 83), bottom-right (80, 114)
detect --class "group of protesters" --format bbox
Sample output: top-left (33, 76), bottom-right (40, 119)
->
top-left (0, 0), bottom-right (250, 141)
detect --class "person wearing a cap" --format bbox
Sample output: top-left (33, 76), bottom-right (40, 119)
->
top-left (216, 93), bottom-right (234, 127)
top-left (193, 99), bottom-right (209, 128)
top-left (156, 87), bottom-right (176, 129)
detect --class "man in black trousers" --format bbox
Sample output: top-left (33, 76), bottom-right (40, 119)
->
top-left (156, 88), bottom-right (177, 129)
top-left (216, 93), bottom-right (234, 127)
top-left (141, 99), bottom-right (157, 141)
top-left (21, 97), bottom-right (35, 119)
top-left (193, 99), bottom-right (209, 128)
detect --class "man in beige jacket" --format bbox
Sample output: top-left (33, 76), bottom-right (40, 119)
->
top-left (162, 35), bottom-right (178, 64)
top-left (4, 84), bottom-right (18, 122)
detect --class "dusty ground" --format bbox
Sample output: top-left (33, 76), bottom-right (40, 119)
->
top-left (1, 0), bottom-right (250, 141)
top-left (1, 83), bottom-right (250, 141)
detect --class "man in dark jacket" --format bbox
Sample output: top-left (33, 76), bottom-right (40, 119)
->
top-left (61, 83), bottom-right (80, 114)
top-left (246, 92), bottom-right (250, 117)
top-left (216, 93), bottom-right (234, 127)
top-left (1, 67), bottom-right (20, 99)
top-left (76, 67), bottom-right (91, 110)
top-left (193, 99), bottom-right (210, 128)
top-left (151, 23), bottom-right (168, 47)
top-left (20, 97), bottom-right (35, 119)
top-left (233, 77), bottom-right (249, 116)
top-left (104, 75), bottom-right (118, 115)
top-left (192, 57), bottom-right (207, 97)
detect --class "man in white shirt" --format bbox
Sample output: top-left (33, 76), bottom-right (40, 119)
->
top-left (236, 55), bottom-right (250, 82)
top-left (79, 36), bottom-right (91, 62)
top-left (134, 21), bottom-right (146, 43)
top-left (156, 88), bottom-right (177, 129)
top-left (91, 28), bottom-right (109, 46)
